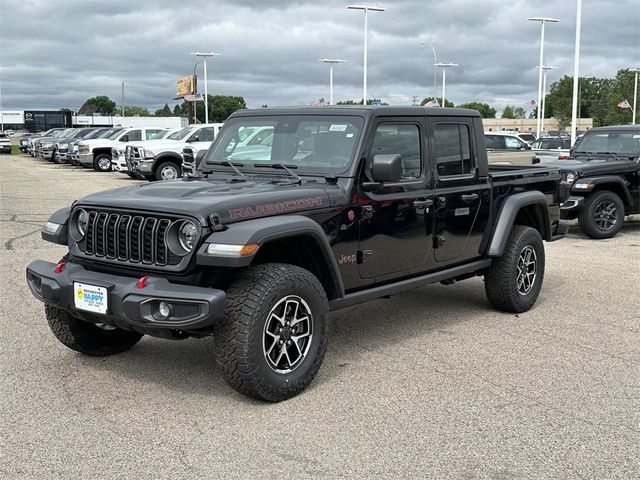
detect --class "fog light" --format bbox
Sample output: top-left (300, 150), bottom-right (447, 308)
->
top-left (158, 301), bottom-right (172, 319)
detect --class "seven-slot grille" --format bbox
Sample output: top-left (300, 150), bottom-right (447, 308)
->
top-left (80, 210), bottom-right (180, 266)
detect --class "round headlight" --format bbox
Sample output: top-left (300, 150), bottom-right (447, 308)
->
top-left (178, 221), bottom-right (198, 251)
top-left (70, 209), bottom-right (89, 241)
top-left (565, 173), bottom-right (575, 184)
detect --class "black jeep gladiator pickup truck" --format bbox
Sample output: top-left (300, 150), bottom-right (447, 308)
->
top-left (559, 125), bottom-right (640, 239)
top-left (27, 107), bottom-right (568, 401)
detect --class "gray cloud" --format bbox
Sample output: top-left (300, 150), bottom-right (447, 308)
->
top-left (0, 0), bottom-right (638, 114)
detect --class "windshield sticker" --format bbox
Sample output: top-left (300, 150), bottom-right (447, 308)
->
top-left (229, 196), bottom-right (325, 220)
top-left (329, 124), bottom-right (348, 132)
top-left (346, 133), bottom-right (354, 138)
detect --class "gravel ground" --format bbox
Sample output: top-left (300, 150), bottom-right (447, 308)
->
top-left (1, 154), bottom-right (639, 479)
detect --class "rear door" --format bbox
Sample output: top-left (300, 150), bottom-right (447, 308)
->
top-left (357, 118), bottom-right (436, 280)
top-left (429, 118), bottom-right (491, 264)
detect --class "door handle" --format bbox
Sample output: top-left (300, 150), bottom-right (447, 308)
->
top-left (413, 198), bottom-right (434, 208)
top-left (461, 193), bottom-right (479, 203)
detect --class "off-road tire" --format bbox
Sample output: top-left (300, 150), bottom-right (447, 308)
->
top-left (578, 190), bottom-right (625, 239)
top-left (155, 161), bottom-right (181, 181)
top-left (46, 305), bottom-right (142, 356)
top-left (214, 263), bottom-right (329, 402)
top-left (93, 153), bottom-right (112, 172)
top-left (484, 225), bottom-right (545, 313)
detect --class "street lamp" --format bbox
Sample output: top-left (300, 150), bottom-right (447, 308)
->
top-left (420, 42), bottom-right (438, 101)
top-left (540, 65), bottom-right (557, 134)
top-left (192, 62), bottom-right (200, 124)
top-left (347, 5), bottom-right (384, 105)
top-left (527, 16), bottom-right (560, 138)
top-left (319, 59), bottom-right (345, 105)
top-left (569, 0), bottom-right (581, 144)
top-left (190, 51), bottom-right (221, 124)
top-left (630, 67), bottom-right (640, 125)
top-left (434, 63), bottom-right (457, 108)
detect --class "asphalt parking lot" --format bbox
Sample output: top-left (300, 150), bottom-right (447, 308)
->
top-left (1, 153), bottom-right (639, 479)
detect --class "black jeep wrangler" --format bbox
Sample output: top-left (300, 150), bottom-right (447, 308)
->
top-left (27, 107), bottom-right (568, 401)
top-left (559, 125), bottom-right (640, 238)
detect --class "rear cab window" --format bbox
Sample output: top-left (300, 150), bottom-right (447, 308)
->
top-left (434, 124), bottom-right (474, 177)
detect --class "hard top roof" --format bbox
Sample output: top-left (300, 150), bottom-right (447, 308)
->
top-left (587, 125), bottom-right (640, 132)
top-left (230, 105), bottom-right (481, 119)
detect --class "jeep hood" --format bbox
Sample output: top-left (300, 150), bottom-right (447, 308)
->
top-left (75, 178), bottom-right (335, 225)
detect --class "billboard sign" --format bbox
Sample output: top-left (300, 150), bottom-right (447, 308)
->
top-left (176, 75), bottom-right (197, 98)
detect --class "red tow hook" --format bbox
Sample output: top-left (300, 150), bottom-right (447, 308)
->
top-left (54, 262), bottom-right (66, 274)
top-left (137, 276), bottom-right (150, 289)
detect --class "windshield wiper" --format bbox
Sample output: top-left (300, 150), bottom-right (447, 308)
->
top-left (204, 160), bottom-right (246, 177)
top-left (254, 163), bottom-right (302, 184)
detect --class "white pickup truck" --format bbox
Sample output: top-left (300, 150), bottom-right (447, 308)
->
top-left (76, 126), bottom-right (165, 172)
top-left (124, 123), bottom-right (224, 181)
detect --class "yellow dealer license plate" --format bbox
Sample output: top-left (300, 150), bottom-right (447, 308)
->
top-left (74, 282), bottom-right (108, 315)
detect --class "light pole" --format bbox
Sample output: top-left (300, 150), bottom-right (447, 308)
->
top-left (121, 81), bottom-right (125, 117)
top-left (630, 67), bottom-right (640, 125)
top-left (420, 42), bottom-right (438, 101)
top-left (190, 51), bottom-right (221, 124)
top-left (540, 65), bottom-right (557, 134)
top-left (527, 16), bottom-right (560, 138)
top-left (192, 62), bottom-right (200, 124)
top-left (434, 63), bottom-right (457, 107)
top-left (0, 76), bottom-right (4, 132)
top-left (569, 0), bottom-right (581, 144)
top-left (319, 59), bottom-right (345, 105)
top-left (347, 5), bottom-right (384, 105)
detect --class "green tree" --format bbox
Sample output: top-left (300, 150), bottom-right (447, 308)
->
top-left (78, 95), bottom-right (116, 116)
top-left (123, 106), bottom-right (150, 117)
top-left (174, 94), bottom-right (247, 123)
top-left (456, 101), bottom-right (496, 118)
top-left (419, 97), bottom-right (453, 108)
top-left (603, 69), bottom-right (636, 125)
top-left (154, 103), bottom-right (173, 116)
top-left (513, 106), bottom-right (526, 119)
top-left (501, 105), bottom-right (515, 119)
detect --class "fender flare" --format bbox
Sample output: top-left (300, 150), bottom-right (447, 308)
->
top-left (486, 191), bottom-right (550, 257)
top-left (571, 175), bottom-right (633, 205)
top-left (153, 152), bottom-right (183, 171)
top-left (42, 207), bottom-right (70, 245)
top-left (196, 215), bottom-right (344, 297)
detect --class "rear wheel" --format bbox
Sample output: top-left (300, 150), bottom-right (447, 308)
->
top-left (46, 305), bottom-right (142, 356)
top-left (578, 190), bottom-right (624, 239)
top-left (484, 225), bottom-right (545, 313)
top-left (155, 161), bottom-right (181, 181)
top-left (214, 263), bottom-right (329, 402)
top-left (93, 153), bottom-right (112, 172)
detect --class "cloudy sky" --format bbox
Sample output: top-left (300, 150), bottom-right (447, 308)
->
top-left (0, 0), bottom-right (638, 114)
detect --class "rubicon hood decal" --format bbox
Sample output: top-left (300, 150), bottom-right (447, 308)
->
top-left (229, 196), bottom-right (325, 219)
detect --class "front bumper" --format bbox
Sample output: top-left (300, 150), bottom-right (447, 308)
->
top-left (78, 152), bottom-right (94, 166)
top-left (136, 158), bottom-right (154, 173)
top-left (111, 155), bottom-right (129, 172)
top-left (26, 260), bottom-right (226, 330)
top-left (40, 148), bottom-right (54, 160)
top-left (0, 145), bottom-right (11, 153)
top-left (560, 196), bottom-right (585, 219)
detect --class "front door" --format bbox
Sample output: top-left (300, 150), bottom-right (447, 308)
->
top-left (429, 119), bottom-right (491, 264)
top-left (357, 119), bottom-right (436, 280)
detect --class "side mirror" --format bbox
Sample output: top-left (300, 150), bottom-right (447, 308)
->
top-left (195, 150), bottom-right (207, 167)
top-left (371, 154), bottom-right (402, 183)
top-left (120, 136), bottom-right (128, 142)
top-left (187, 136), bottom-right (199, 143)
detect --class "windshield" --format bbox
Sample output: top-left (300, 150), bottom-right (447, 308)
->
top-left (204, 115), bottom-right (363, 174)
top-left (83, 128), bottom-right (108, 139)
top-left (150, 129), bottom-right (174, 140)
top-left (98, 128), bottom-right (124, 139)
top-left (167, 127), bottom-right (194, 140)
top-left (574, 130), bottom-right (640, 155)
top-left (52, 129), bottom-right (69, 137)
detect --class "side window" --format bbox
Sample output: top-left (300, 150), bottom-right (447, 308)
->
top-left (126, 130), bottom-right (142, 142)
top-left (434, 124), bottom-right (474, 177)
top-left (198, 127), bottom-right (215, 142)
top-left (145, 129), bottom-right (161, 140)
top-left (504, 136), bottom-right (523, 149)
top-left (485, 135), bottom-right (503, 149)
top-left (371, 124), bottom-right (421, 180)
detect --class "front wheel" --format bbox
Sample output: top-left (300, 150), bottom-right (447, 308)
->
top-left (155, 161), bottom-right (181, 181)
top-left (214, 263), bottom-right (329, 402)
top-left (484, 225), bottom-right (545, 313)
top-left (46, 305), bottom-right (143, 356)
top-left (93, 154), bottom-right (112, 172)
top-left (578, 190), bottom-right (625, 239)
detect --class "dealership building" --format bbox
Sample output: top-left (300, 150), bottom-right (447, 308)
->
top-left (0, 110), bottom-right (185, 132)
